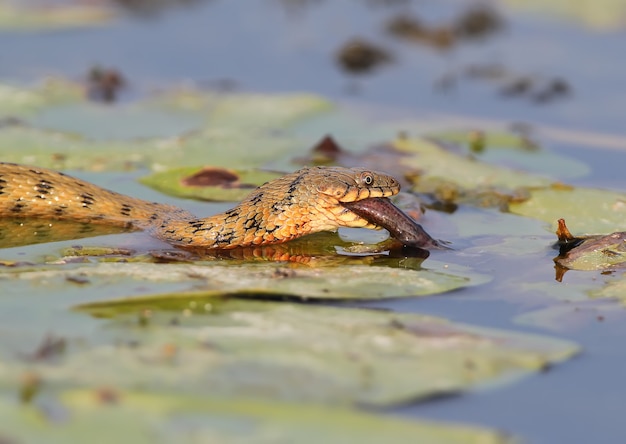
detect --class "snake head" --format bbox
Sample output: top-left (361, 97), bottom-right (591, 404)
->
top-left (303, 166), bottom-right (401, 231)
top-left (315, 166), bottom-right (400, 202)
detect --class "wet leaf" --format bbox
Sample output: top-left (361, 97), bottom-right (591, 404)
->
top-left (0, 1), bottom-right (114, 30)
top-left (1, 260), bottom-right (489, 301)
top-left (515, 300), bottom-right (625, 331)
top-left (393, 137), bottom-right (551, 195)
top-left (0, 83), bottom-right (334, 171)
top-left (509, 186), bottom-right (626, 234)
top-left (590, 272), bottom-right (626, 303)
top-left (140, 167), bottom-right (281, 202)
top-left (555, 232), bottom-right (626, 271)
top-left (0, 294), bottom-right (578, 407)
top-left (0, 389), bottom-right (512, 444)
top-left (502, 0), bottom-right (626, 30)
top-left (430, 130), bottom-right (589, 179)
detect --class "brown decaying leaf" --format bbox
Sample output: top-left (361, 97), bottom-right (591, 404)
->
top-left (181, 167), bottom-right (256, 189)
top-left (556, 218), bottom-right (575, 242)
top-left (336, 38), bottom-right (392, 74)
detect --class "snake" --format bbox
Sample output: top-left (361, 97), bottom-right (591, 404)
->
top-left (0, 162), bottom-right (441, 250)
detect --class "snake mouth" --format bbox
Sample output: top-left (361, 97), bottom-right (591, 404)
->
top-left (341, 197), bottom-right (443, 250)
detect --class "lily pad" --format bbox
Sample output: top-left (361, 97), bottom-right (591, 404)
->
top-left (0, 389), bottom-right (512, 444)
top-left (590, 272), bottom-right (626, 303)
top-left (430, 130), bottom-right (589, 180)
top-left (0, 1), bottom-right (114, 30)
top-left (0, 260), bottom-right (488, 301)
top-left (0, 82), bottom-right (336, 171)
top-left (393, 137), bottom-right (552, 194)
top-left (509, 186), bottom-right (626, 233)
top-left (0, 293), bottom-right (578, 408)
top-left (140, 166), bottom-right (282, 202)
top-left (502, 0), bottom-right (626, 30)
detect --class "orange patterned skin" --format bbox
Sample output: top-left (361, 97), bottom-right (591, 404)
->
top-left (0, 163), bottom-right (400, 249)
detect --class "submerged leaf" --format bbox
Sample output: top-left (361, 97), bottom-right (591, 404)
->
top-left (0, 389), bottom-right (512, 444)
top-left (0, 294), bottom-right (578, 408)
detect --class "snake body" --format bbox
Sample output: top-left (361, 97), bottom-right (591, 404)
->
top-left (0, 163), bottom-right (404, 249)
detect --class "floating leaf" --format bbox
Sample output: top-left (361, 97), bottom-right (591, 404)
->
top-left (1, 260), bottom-right (489, 301)
top-left (430, 130), bottom-right (589, 179)
top-left (0, 1), bottom-right (114, 30)
top-left (589, 272), bottom-right (626, 303)
top-left (393, 137), bottom-right (552, 195)
top-left (509, 186), bottom-right (626, 234)
top-left (140, 167), bottom-right (281, 202)
top-left (0, 293), bottom-right (578, 408)
top-left (0, 389), bottom-right (512, 444)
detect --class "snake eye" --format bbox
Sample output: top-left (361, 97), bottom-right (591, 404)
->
top-left (361, 173), bottom-right (373, 186)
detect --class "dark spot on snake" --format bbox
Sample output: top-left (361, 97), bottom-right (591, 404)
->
top-left (37, 180), bottom-right (53, 190)
top-left (250, 193), bottom-right (264, 205)
top-left (224, 208), bottom-right (240, 218)
top-left (80, 193), bottom-right (95, 207)
top-left (287, 174), bottom-right (304, 195)
top-left (216, 231), bottom-right (236, 245)
top-left (264, 226), bottom-right (278, 234)
top-left (150, 213), bottom-right (159, 220)
top-left (120, 204), bottom-right (132, 216)
top-left (11, 202), bottom-right (25, 213)
top-left (244, 216), bottom-right (261, 231)
top-left (29, 169), bottom-right (44, 175)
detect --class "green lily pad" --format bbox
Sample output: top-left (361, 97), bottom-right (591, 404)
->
top-left (590, 272), bottom-right (626, 303)
top-left (394, 137), bottom-right (552, 192)
top-left (0, 260), bottom-right (488, 301)
top-left (0, 85), bottom-right (335, 171)
top-left (515, 300), bottom-right (624, 331)
top-left (503, 0), bottom-right (626, 30)
top-left (509, 187), bottom-right (626, 233)
top-left (430, 130), bottom-right (589, 180)
top-left (0, 1), bottom-right (114, 30)
top-left (140, 167), bottom-right (281, 202)
top-left (32, 103), bottom-right (205, 141)
top-left (0, 293), bottom-right (578, 408)
top-left (0, 78), bottom-right (84, 118)
top-left (0, 389), bottom-right (513, 444)
top-left (374, 137), bottom-right (551, 207)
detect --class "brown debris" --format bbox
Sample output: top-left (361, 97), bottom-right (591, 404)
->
top-left (386, 6), bottom-right (502, 50)
top-left (386, 16), bottom-right (454, 50)
top-left (556, 218), bottom-right (575, 243)
top-left (19, 334), bottom-right (66, 363)
top-left (87, 66), bottom-right (125, 103)
top-left (95, 386), bottom-right (121, 404)
top-left (336, 38), bottom-right (392, 74)
top-left (308, 135), bottom-right (346, 163)
top-left (455, 6), bottom-right (503, 39)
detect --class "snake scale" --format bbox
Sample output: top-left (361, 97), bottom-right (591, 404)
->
top-left (0, 162), bottom-right (439, 250)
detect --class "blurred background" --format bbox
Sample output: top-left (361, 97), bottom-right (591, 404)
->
top-left (2, 0), bottom-right (625, 150)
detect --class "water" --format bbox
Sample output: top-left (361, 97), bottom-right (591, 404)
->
top-left (1, 1), bottom-right (625, 442)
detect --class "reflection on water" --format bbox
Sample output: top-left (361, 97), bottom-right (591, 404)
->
top-left (0, 218), bottom-right (129, 249)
